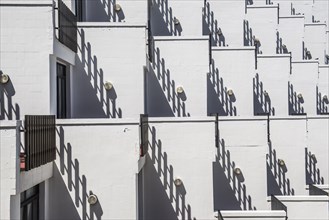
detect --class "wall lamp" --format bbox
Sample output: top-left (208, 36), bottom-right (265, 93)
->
top-left (176, 86), bottom-right (184, 94)
top-left (227, 89), bottom-right (234, 96)
top-left (88, 193), bottom-right (98, 205)
top-left (114, 3), bottom-right (122, 12)
top-left (0, 74), bottom-right (9, 84)
top-left (174, 177), bottom-right (183, 186)
top-left (305, 50), bottom-right (312, 59)
top-left (278, 159), bottom-right (285, 167)
top-left (104, 81), bottom-right (113, 90)
top-left (234, 167), bottom-right (242, 175)
top-left (216, 28), bottom-right (223, 36)
top-left (297, 93), bottom-right (303, 99)
top-left (323, 95), bottom-right (328, 102)
top-left (174, 17), bottom-right (180, 25)
top-left (264, 90), bottom-right (269, 97)
top-left (311, 154), bottom-right (316, 160)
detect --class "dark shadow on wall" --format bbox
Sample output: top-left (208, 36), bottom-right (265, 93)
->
top-left (74, 29), bottom-right (122, 118)
top-left (243, 20), bottom-right (253, 47)
top-left (288, 82), bottom-right (305, 115)
top-left (143, 126), bottom-right (195, 220)
top-left (316, 86), bottom-right (329, 114)
top-left (276, 32), bottom-right (289, 54)
top-left (305, 148), bottom-right (324, 185)
top-left (0, 71), bottom-right (20, 120)
top-left (203, 1), bottom-right (226, 47)
top-left (147, 47), bottom-right (190, 117)
top-left (86, 0), bottom-right (125, 22)
top-left (54, 126), bottom-right (103, 220)
top-left (253, 73), bottom-right (275, 116)
top-left (213, 138), bottom-right (255, 211)
top-left (150, 0), bottom-right (182, 36)
top-left (207, 60), bottom-right (236, 116)
top-left (267, 142), bottom-right (295, 196)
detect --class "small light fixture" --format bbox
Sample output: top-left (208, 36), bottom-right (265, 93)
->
top-left (174, 177), bottom-right (183, 186)
top-left (0, 74), bottom-right (9, 84)
top-left (311, 154), bottom-right (316, 160)
top-left (104, 81), bottom-right (113, 90)
top-left (114, 3), bottom-right (122, 12)
top-left (176, 86), bottom-right (184, 94)
top-left (88, 194), bottom-right (98, 205)
top-left (264, 90), bottom-right (269, 97)
top-left (282, 44), bottom-right (287, 49)
top-left (297, 93), bottom-right (303, 99)
top-left (323, 95), bottom-right (328, 101)
top-left (253, 36), bottom-right (260, 43)
top-left (174, 17), bottom-right (180, 25)
top-left (305, 50), bottom-right (312, 59)
top-left (278, 159), bottom-right (285, 167)
top-left (234, 167), bottom-right (241, 175)
top-left (227, 89), bottom-right (234, 96)
top-left (216, 28), bottom-right (223, 36)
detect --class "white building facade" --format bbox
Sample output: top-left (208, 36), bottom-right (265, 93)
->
top-left (0, 0), bottom-right (328, 219)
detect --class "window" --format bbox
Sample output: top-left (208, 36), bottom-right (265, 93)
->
top-left (57, 63), bottom-right (67, 118)
top-left (21, 185), bottom-right (39, 220)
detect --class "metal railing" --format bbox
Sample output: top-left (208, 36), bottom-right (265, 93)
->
top-left (24, 115), bottom-right (56, 171)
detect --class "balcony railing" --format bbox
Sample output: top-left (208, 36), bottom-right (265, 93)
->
top-left (23, 115), bottom-right (56, 171)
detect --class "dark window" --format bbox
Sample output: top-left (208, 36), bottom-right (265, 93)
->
top-left (57, 63), bottom-right (67, 119)
top-left (76, 0), bottom-right (83, 21)
top-left (21, 185), bottom-right (39, 220)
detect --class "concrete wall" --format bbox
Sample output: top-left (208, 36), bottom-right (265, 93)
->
top-left (143, 118), bottom-right (216, 219)
top-left (85, 0), bottom-right (147, 24)
top-left (211, 47), bottom-right (255, 116)
top-left (48, 119), bottom-right (140, 219)
top-left (290, 61), bottom-right (318, 115)
top-left (0, 3), bottom-right (54, 120)
top-left (218, 117), bottom-right (268, 210)
top-left (0, 121), bottom-right (20, 219)
top-left (147, 37), bottom-right (209, 117)
top-left (257, 55), bottom-right (291, 116)
top-left (269, 117), bottom-right (308, 195)
top-left (278, 16), bottom-right (304, 60)
top-left (73, 23), bottom-right (146, 118)
top-left (304, 23), bottom-right (327, 64)
top-left (246, 5), bottom-right (278, 54)
top-left (151, 0), bottom-right (203, 36)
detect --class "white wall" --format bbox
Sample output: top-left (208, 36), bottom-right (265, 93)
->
top-left (151, 0), bottom-right (203, 36)
top-left (246, 5), bottom-right (278, 54)
top-left (278, 16), bottom-right (304, 60)
top-left (73, 23), bottom-right (146, 118)
top-left (144, 118), bottom-right (216, 219)
top-left (147, 37), bottom-right (209, 117)
top-left (48, 119), bottom-right (140, 219)
top-left (290, 61), bottom-right (319, 115)
top-left (0, 121), bottom-right (20, 219)
top-left (85, 0), bottom-right (147, 24)
top-left (218, 117), bottom-right (268, 210)
top-left (304, 23), bottom-right (327, 64)
top-left (0, 3), bottom-right (54, 120)
top-left (205, 0), bottom-right (246, 47)
top-left (257, 55), bottom-right (291, 116)
top-left (270, 117), bottom-right (308, 195)
top-left (211, 47), bottom-right (255, 116)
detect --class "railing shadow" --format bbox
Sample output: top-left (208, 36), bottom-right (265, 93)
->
top-left (145, 126), bottom-right (195, 219)
top-left (243, 20), bottom-right (253, 47)
top-left (148, 47), bottom-right (190, 117)
top-left (213, 138), bottom-right (255, 210)
top-left (203, 1), bottom-right (225, 47)
top-left (288, 82), bottom-right (304, 115)
top-left (0, 71), bottom-right (20, 120)
top-left (267, 142), bottom-right (295, 196)
top-left (57, 126), bottom-right (103, 220)
top-left (76, 28), bottom-right (122, 118)
top-left (305, 148), bottom-right (324, 185)
top-left (207, 60), bottom-right (237, 116)
top-left (151, 0), bottom-right (182, 36)
top-left (276, 32), bottom-right (289, 54)
top-left (253, 73), bottom-right (275, 116)
top-left (316, 86), bottom-right (329, 114)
